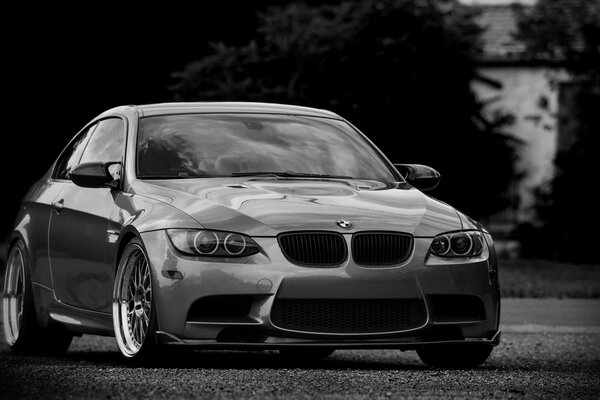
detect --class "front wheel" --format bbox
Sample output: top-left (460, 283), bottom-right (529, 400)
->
top-left (417, 345), bottom-right (493, 368)
top-left (3, 240), bottom-right (72, 355)
top-left (113, 238), bottom-right (159, 361)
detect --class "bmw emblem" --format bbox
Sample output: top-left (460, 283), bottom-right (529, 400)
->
top-left (336, 219), bottom-right (353, 229)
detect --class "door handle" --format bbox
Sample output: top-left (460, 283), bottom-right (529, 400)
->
top-left (52, 199), bottom-right (64, 214)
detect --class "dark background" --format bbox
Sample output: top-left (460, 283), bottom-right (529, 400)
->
top-left (2, 4), bottom-right (272, 236)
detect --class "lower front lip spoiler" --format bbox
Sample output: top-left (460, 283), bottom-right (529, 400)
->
top-left (155, 330), bottom-right (501, 350)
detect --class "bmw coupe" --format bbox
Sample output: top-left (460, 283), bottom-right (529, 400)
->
top-left (2, 102), bottom-right (500, 367)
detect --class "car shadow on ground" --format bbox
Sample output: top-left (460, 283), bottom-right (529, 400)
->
top-left (59, 349), bottom-right (431, 370)
top-left (1, 332), bottom-right (499, 371)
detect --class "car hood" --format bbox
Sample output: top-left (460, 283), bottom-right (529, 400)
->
top-left (133, 178), bottom-right (462, 237)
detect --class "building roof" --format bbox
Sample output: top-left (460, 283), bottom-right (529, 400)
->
top-left (460, 0), bottom-right (536, 4)
top-left (472, 0), bottom-right (585, 65)
top-left (475, 4), bottom-right (527, 61)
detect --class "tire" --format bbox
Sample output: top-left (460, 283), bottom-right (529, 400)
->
top-left (417, 345), bottom-right (493, 368)
top-left (2, 240), bottom-right (72, 355)
top-left (113, 238), bottom-right (160, 362)
top-left (279, 347), bottom-right (335, 359)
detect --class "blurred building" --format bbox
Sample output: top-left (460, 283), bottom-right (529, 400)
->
top-left (467, 0), bottom-right (569, 257)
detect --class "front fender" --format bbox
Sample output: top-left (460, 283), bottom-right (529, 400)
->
top-left (113, 192), bottom-right (202, 234)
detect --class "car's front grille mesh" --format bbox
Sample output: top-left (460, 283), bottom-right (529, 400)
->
top-left (352, 232), bottom-right (413, 266)
top-left (278, 232), bottom-right (347, 266)
top-left (271, 298), bottom-right (426, 334)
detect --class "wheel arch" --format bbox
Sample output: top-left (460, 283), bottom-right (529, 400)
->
top-left (4, 230), bottom-right (52, 329)
top-left (115, 227), bottom-right (143, 271)
top-left (7, 230), bottom-right (29, 261)
top-left (5, 231), bottom-right (32, 289)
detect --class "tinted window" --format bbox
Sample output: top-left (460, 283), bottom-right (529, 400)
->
top-left (137, 114), bottom-right (396, 182)
top-left (80, 118), bottom-right (125, 164)
top-left (54, 124), bottom-right (97, 180)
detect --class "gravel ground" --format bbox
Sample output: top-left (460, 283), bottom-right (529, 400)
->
top-left (1, 331), bottom-right (599, 399)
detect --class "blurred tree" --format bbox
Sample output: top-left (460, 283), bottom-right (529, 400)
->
top-left (515, 0), bottom-right (600, 263)
top-left (170, 0), bottom-right (521, 220)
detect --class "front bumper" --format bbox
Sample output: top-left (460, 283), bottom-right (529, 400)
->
top-left (141, 230), bottom-right (501, 349)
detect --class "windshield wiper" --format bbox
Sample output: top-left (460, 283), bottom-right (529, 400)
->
top-left (231, 171), bottom-right (354, 179)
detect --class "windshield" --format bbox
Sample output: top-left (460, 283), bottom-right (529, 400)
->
top-left (136, 114), bottom-right (397, 183)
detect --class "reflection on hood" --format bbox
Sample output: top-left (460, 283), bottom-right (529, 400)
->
top-left (134, 178), bottom-right (461, 237)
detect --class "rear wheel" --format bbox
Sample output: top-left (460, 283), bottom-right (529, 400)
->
top-left (2, 240), bottom-right (72, 355)
top-left (279, 347), bottom-right (335, 359)
top-left (417, 345), bottom-right (493, 368)
top-left (113, 238), bottom-right (159, 361)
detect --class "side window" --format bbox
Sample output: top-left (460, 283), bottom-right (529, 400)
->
top-left (54, 124), bottom-right (97, 180)
top-left (79, 118), bottom-right (125, 164)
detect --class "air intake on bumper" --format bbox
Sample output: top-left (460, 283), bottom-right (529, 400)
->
top-left (271, 298), bottom-right (426, 334)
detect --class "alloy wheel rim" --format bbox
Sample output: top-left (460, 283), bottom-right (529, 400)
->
top-left (2, 247), bottom-right (25, 345)
top-left (115, 246), bottom-right (152, 356)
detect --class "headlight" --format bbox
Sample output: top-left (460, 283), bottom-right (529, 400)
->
top-left (429, 231), bottom-right (486, 258)
top-left (167, 229), bottom-right (260, 257)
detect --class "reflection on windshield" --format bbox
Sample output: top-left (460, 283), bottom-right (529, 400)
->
top-left (137, 114), bottom-right (395, 183)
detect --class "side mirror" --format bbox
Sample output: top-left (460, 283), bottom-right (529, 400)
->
top-left (394, 164), bottom-right (441, 191)
top-left (70, 162), bottom-right (121, 188)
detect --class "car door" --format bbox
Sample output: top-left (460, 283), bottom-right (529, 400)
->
top-left (48, 117), bottom-right (125, 313)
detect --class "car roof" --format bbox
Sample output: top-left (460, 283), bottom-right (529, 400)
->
top-left (122, 102), bottom-right (343, 119)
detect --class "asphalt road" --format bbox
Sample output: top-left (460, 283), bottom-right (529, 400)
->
top-left (1, 300), bottom-right (599, 400)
